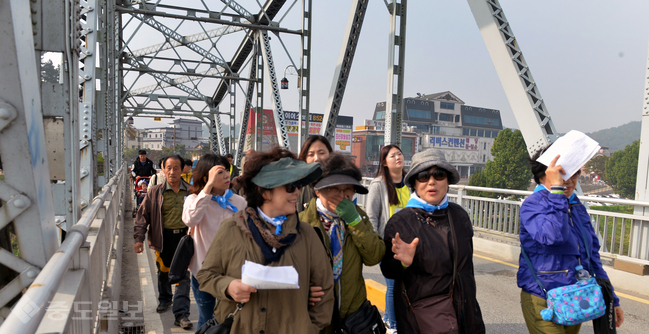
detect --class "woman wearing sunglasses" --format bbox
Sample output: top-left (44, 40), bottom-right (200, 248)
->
top-left (300, 153), bottom-right (385, 333)
top-left (519, 147), bottom-right (624, 333)
top-left (182, 154), bottom-right (246, 329)
top-left (381, 149), bottom-right (485, 334)
top-left (196, 147), bottom-right (335, 334)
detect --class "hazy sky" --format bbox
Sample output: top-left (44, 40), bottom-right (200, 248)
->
top-left (130, 0), bottom-right (649, 136)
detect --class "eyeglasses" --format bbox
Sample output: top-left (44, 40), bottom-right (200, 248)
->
top-left (284, 182), bottom-right (303, 193)
top-left (569, 170), bottom-right (581, 181)
top-left (416, 169), bottom-right (448, 183)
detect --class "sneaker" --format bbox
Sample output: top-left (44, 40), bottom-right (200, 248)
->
top-left (174, 314), bottom-right (193, 330)
top-left (156, 301), bottom-right (172, 313)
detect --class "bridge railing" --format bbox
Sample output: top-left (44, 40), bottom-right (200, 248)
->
top-left (357, 179), bottom-right (649, 261)
top-left (0, 165), bottom-right (127, 334)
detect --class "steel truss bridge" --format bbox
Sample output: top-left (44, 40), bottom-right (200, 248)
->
top-left (2, 0), bottom-right (649, 332)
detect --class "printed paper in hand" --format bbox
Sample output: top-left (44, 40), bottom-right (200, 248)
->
top-left (536, 130), bottom-right (600, 181)
top-left (241, 260), bottom-right (300, 290)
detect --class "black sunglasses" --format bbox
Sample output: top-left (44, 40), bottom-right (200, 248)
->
top-left (416, 169), bottom-right (448, 183)
top-left (284, 182), bottom-right (303, 193)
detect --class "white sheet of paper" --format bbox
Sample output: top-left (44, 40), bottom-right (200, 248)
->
top-left (241, 260), bottom-right (300, 290)
top-left (536, 130), bottom-right (600, 181)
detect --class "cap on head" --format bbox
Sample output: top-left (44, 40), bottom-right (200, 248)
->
top-left (251, 157), bottom-right (322, 189)
top-left (404, 149), bottom-right (460, 188)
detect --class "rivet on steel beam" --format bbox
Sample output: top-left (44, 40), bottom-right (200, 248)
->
top-left (0, 108), bottom-right (10, 120)
top-left (13, 199), bottom-right (26, 208)
top-left (81, 169), bottom-right (89, 177)
top-left (27, 270), bottom-right (38, 278)
top-left (80, 200), bottom-right (88, 208)
top-left (84, 116), bottom-right (88, 120)
top-left (68, 207), bottom-right (73, 212)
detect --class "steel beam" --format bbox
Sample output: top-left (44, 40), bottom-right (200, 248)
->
top-left (631, 39), bottom-right (649, 260)
top-left (210, 0), bottom-right (288, 108)
top-left (384, 0), bottom-right (407, 147)
top-left (220, 0), bottom-right (254, 22)
top-left (467, 0), bottom-right (558, 153)
top-left (235, 54), bottom-right (257, 165)
top-left (0, 0), bottom-right (59, 273)
top-left (297, 0), bottom-right (312, 152)
top-left (255, 39), bottom-right (265, 151)
top-left (321, 0), bottom-right (369, 143)
top-left (131, 25), bottom-right (245, 57)
top-left (132, 14), bottom-right (230, 70)
top-left (259, 30), bottom-right (290, 149)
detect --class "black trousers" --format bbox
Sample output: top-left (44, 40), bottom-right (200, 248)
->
top-left (155, 227), bottom-right (190, 319)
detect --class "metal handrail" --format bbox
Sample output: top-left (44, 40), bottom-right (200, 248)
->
top-left (0, 164), bottom-right (125, 334)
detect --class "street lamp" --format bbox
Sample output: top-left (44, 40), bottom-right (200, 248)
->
top-left (281, 65), bottom-right (298, 90)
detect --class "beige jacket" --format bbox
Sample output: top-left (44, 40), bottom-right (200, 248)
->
top-left (197, 210), bottom-right (335, 334)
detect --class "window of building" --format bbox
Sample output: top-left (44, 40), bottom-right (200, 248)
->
top-left (439, 113), bottom-right (454, 122)
top-left (462, 128), bottom-right (470, 136)
top-left (433, 126), bottom-right (440, 134)
top-left (401, 138), bottom-right (414, 161)
top-left (365, 135), bottom-right (385, 161)
top-left (470, 129), bottom-right (476, 136)
top-left (407, 109), bottom-right (431, 119)
top-left (455, 115), bottom-right (460, 122)
top-left (412, 124), bottom-right (429, 132)
top-left (485, 130), bottom-right (491, 138)
top-left (463, 116), bottom-right (500, 126)
top-left (484, 143), bottom-right (487, 150)
top-left (483, 155), bottom-right (486, 162)
top-left (440, 102), bottom-right (454, 110)
top-left (478, 129), bottom-right (484, 137)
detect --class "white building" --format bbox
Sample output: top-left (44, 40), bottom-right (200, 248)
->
top-left (139, 118), bottom-right (205, 150)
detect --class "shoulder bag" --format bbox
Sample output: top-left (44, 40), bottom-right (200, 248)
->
top-left (402, 211), bottom-right (460, 334)
top-left (168, 229), bottom-right (194, 284)
top-left (521, 211), bottom-right (606, 326)
top-left (340, 300), bottom-right (386, 334)
top-left (195, 302), bottom-right (245, 334)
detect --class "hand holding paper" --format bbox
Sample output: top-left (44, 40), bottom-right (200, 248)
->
top-left (241, 260), bottom-right (300, 290)
top-left (536, 130), bottom-right (600, 181)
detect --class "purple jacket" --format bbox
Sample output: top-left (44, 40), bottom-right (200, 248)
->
top-left (517, 187), bottom-right (619, 306)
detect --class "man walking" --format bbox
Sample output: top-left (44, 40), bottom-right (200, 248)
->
top-left (131, 150), bottom-right (156, 179)
top-left (134, 155), bottom-right (192, 330)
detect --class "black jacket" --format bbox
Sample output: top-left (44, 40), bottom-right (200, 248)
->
top-left (381, 205), bottom-right (485, 334)
top-left (131, 158), bottom-right (156, 178)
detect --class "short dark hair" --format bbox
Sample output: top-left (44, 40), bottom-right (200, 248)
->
top-left (162, 155), bottom-right (185, 170)
top-left (240, 147), bottom-right (296, 208)
top-left (138, 149), bottom-right (147, 155)
top-left (529, 146), bottom-right (550, 184)
top-left (184, 158), bottom-right (192, 167)
top-left (225, 153), bottom-right (233, 159)
top-left (297, 135), bottom-right (333, 162)
top-left (189, 154), bottom-right (230, 195)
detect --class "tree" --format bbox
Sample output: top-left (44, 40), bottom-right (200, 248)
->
top-left (605, 140), bottom-right (639, 199)
top-left (468, 129), bottom-right (531, 198)
top-left (584, 155), bottom-right (609, 182)
top-left (41, 58), bottom-right (59, 83)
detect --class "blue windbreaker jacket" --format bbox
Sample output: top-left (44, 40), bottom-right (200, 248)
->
top-left (517, 186), bottom-right (619, 306)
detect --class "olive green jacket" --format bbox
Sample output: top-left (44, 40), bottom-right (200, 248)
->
top-left (299, 198), bottom-right (385, 328)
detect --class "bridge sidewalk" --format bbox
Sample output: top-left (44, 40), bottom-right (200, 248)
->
top-left (121, 205), bottom-right (199, 333)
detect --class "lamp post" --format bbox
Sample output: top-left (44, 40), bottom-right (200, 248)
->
top-left (282, 65), bottom-right (308, 152)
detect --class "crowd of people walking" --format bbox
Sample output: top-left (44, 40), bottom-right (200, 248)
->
top-left (131, 132), bottom-right (624, 334)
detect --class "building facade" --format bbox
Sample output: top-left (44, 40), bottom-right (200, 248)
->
top-left (365, 91), bottom-right (504, 181)
top-left (139, 118), bottom-right (205, 150)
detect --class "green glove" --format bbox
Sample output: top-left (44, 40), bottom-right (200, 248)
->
top-left (335, 199), bottom-right (361, 226)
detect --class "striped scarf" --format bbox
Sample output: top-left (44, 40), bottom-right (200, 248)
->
top-left (316, 199), bottom-right (345, 282)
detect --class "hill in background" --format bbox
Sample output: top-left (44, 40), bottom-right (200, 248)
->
top-left (587, 121), bottom-right (641, 152)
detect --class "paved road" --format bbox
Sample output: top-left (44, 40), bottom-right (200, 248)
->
top-left (364, 251), bottom-right (649, 333)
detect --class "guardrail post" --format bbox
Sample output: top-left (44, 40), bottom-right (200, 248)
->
top-left (456, 185), bottom-right (465, 207)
